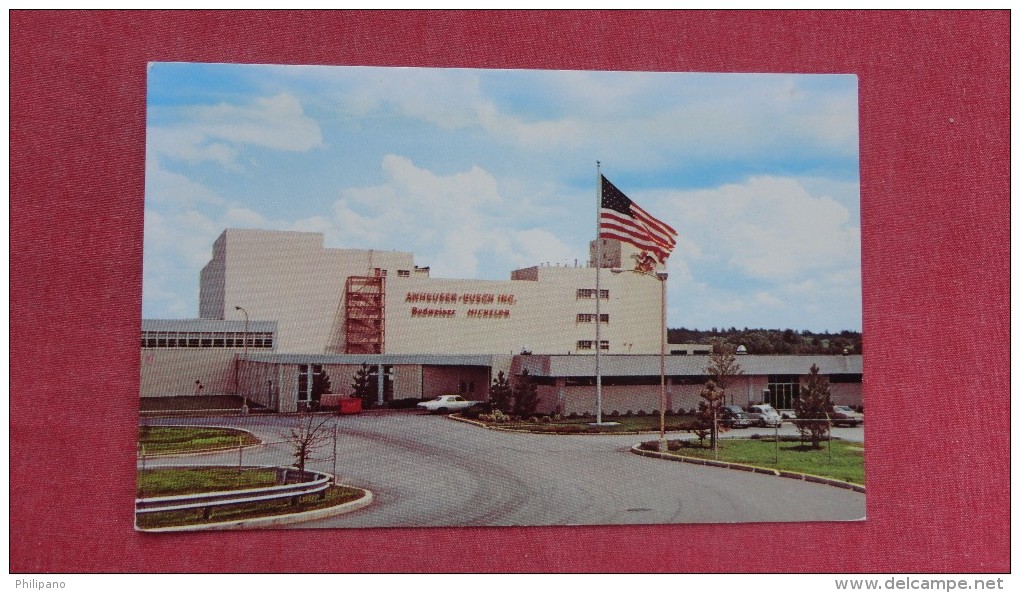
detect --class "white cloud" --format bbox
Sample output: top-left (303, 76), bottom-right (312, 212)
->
top-left (507, 229), bottom-right (576, 268)
top-left (148, 93), bottom-right (323, 167)
top-left (323, 156), bottom-right (581, 279)
top-left (144, 159), bottom-right (226, 207)
top-left (657, 176), bottom-right (860, 330)
top-left (659, 176), bottom-right (860, 281)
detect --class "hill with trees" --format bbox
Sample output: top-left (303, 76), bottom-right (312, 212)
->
top-left (668, 327), bottom-right (862, 355)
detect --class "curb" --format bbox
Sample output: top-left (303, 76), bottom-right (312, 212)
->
top-left (136, 487), bottom-right (374, 532)
top-left (629, 444), bottom-right (865, 493)
top-left (448, 414), bottom-right (694, 437)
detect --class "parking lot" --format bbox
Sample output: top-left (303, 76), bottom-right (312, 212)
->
top-left (145, 411), bottom-right (865, 528)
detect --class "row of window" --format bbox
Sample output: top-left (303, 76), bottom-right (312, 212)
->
top-left (577, 340), bottom-right (610, 350)
top-left (576, 313), bottom-right (610, 324)
top-left (576, 288), bottom-right (610, 299)
top-left (141, 332), bottom-right (274, 349)
top-left (373, 268), bottom-right (413, 277)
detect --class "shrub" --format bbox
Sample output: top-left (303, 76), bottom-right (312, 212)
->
top-left (460, 401), bottom-right (494, 419)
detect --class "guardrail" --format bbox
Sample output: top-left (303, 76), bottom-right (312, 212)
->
top-left (135, 467), bottom-right (332, 519)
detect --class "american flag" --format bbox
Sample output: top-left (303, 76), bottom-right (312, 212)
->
top-left (599, 175), bottom-right (677, 264)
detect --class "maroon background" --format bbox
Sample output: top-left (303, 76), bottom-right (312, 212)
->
top-left (10, 11), bottom-right (1010, 573)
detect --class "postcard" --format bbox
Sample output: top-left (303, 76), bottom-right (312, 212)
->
top-left (137, 64), bottom-right (863, 530)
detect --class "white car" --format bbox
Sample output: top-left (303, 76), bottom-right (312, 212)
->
top-left (416, 394), bottom-right (478, 414)
top-left (747, 404), bottom-right (783, 428)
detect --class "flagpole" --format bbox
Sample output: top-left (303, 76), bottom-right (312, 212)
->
top-left (594, 161), bottom-right (603, 425)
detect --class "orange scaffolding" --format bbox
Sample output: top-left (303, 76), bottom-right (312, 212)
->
top-left (344, 275), bottom-right (385, 354)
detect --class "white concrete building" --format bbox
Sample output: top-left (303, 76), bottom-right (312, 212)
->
top-left (198, 228), bottom-right (663, 357)
top-left (141, 228), bottom-right (862, 413)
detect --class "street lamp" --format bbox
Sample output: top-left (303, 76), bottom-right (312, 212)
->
top-left (234, 305), bottom-right (249, 415)
top-left (611, 267), bottom-right (669, 453)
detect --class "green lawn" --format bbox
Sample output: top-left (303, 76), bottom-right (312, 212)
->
top-left (649, 438), bottom-right (865, 485)
top-left (137, 467), bottom-right (279, 497)
top-left (138, 426), bottom-right (260, 456)
top-left (136, 466), bottom-right (363, 530)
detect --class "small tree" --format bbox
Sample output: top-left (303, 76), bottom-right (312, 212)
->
top-left (280, 413), bottom-right (333, 480)
top-left (351, 363), bottom-right (373, 407)
top-left (512, 368), bottom-right (540, 418)
top-left (311, 369), bottom-right (332, 408)
top-left (695, 379), bottom-right (728, 450)
top-left (794, 364), bottom-right (832, 449)
top-left (489, 371), bottom-right (513, 414)
top-left (706, 341), bottom-right (742, 395)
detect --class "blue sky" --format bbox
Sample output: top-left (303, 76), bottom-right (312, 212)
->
top-left (144, 63), bottom-right (861, 331)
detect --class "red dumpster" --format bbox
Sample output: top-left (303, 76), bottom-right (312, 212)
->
top-left (338, 398), bottom-right (363, 415)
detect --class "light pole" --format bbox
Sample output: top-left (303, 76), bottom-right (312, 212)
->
top-left (612, 267), bottom-right (669, 453)
top-left (234, 305), bottom-right (249, 415)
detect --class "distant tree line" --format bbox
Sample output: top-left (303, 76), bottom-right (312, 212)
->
top-left (668, 327), bottom-right (862, 356)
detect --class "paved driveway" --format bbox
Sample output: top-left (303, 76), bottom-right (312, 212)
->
top-left (143, 412), bottom-right (865, 528)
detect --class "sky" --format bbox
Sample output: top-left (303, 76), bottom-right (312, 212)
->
top-left (143, 63), bottom-right (861, 332)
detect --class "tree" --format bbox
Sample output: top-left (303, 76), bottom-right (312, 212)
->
top-left (706, 341), bottom-right (742, 398)
top-left (512, 368), bottom-right (540, 418)
top-left (351, 363), bottom-right (373, 407)
top-left (280, 413), bottom-right (333, 480)
top-left (311, 369), bottom-right (332, 407)
top-left (695, 379), bottom-right (727, 450)
top-left (794, 364), bottom-right (832, 449)
top-left (489, 371), bottom-right (513, 414)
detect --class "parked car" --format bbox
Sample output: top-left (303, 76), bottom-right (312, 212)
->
top-left (829, 405), bottom-right (864, 427)
top-left (416, 394), bottom-right (478, 414)
top-left (720, 405), bottom-right (752, 428)
top-left (747, 403), bottom-right (783, 428)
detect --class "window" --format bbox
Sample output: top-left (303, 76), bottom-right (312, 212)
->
top-left (298, 365), bottom-right (309, 402)
top-left (766, 375), bottom-right (801, 410)
top-left (141, 330), bottom-right (274, 349)
top-left (397, 269), bottom-right (410, 277)
top-left (599, 340), bottom-right (609, 350)
top-left (577, 340), bottom-right (593, 350)
top-left (298, 364), bottom-right (323, 403)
